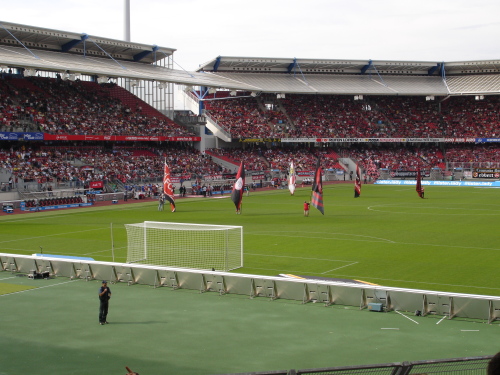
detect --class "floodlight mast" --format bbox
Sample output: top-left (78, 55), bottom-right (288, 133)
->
top-left (124, 0), bottom-right (131, 42)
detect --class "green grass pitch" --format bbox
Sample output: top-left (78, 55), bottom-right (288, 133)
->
top-left (1, 183), bottom-right (499, 297)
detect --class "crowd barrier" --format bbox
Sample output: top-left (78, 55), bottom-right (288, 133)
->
top-left (213, 355), bottom-right (494, 375)
top-left (1, 253), bottom-right (499, 324)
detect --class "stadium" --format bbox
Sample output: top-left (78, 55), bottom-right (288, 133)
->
top-left (0, 12), bottom-right (499, 375)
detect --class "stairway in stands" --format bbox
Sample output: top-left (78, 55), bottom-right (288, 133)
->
top-left (107, 85), bottom-right (173, 122)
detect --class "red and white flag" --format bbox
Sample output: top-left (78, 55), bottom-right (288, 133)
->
top-left (163, 161), bottom-right (176, 212)
top-left (288, 161), bottom-right (296, 195)
top-left (231, 162), bottom-right (245, 213)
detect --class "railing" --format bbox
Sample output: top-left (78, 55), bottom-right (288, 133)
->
top-left (203, 111), bottom-right (232, 138)
top-left (212, 355), bottom-right (494, 375)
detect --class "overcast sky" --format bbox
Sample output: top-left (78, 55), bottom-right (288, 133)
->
top-left (2, 0), bottom-right (500, 71)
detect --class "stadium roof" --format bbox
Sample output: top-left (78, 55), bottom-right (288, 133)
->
top-left (196, 56), bottom-right (500, 96)
top-left (1, 21), bottom-right (500, 96)
top-left (198, 56), bottom-right (500, 76)
top-left (0, 21), bottom-right (258, 90)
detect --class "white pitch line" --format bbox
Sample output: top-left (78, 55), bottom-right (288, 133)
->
top-left (249, 232), bottom-right (499, 252)
top-left (250, 232), bottom-right (396, 244)
top-left (381, 328), bottom-right (400, 330)
top-left (436, 316), bottom-right (447, 324)
top-left (321, 262), bottom-right (358, 274)
top-left (0, 278), bottom-right (81, 297)
top-left (0, 227), bottom-right (106, 245)
top-left (367, 205), bottom-right (500, 216)
top-left (461, 330), bottom-right (480, 332)
top-left (395, 310), bottom-right (419, 324)
top-left (246, 252), bottom-right (356, 263)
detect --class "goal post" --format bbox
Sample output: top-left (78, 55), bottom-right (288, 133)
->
top-left (124, 221), bottom-right (243, 271)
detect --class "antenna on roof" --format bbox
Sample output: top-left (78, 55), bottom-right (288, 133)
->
top-left (124, 0), bottom-right (131, 42)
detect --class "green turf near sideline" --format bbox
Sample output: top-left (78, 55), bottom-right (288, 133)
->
top-left (0, 282), bottom-right (36, 295)
top-left (0, 184), bottom-right (499, 296)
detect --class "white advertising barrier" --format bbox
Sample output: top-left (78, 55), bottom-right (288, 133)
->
top-left (374, 180), bottom-right (500, 187)
top-left (1, 253), bottom-right (499, 323)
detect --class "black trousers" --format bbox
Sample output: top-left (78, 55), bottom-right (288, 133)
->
top-left (99, 301), bottom-right (109, 323)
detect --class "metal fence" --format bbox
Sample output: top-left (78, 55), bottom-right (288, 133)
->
top-left (212, 355), bottom-right (493, 375)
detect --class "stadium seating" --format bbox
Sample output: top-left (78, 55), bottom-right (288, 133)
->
top-left (1, 76), bottom-right (194, 136)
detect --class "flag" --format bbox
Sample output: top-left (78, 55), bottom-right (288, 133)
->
top-left (416, 168), bottom-right (424, 199)
top-left (231, 162), bottom-right (245, 213)
top-left (354, 164), bottom-right (361, 198)
top-left (163, 161), bottom-right (176, 212)
top-left (288, 161), bottom-right (296, 195)
top-left (311, 158), bottom-right (324, 215)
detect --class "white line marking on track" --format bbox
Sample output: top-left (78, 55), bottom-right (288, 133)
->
top-left (436, 316), bottom-right (447, 324)
top-left (0, 276), bottom-right (20, 281)
top-left (395, 310), bottom-right (419, 324)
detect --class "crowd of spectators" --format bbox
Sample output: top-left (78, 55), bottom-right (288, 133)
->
top-left (203, 92), bottom-right (500, 139)
top-left (1, 143), bottom-right (499, 194)
top-left (343, 145), bottom-right (445, 180)
top-left (0, 75), bottom-right (193, 137)
top-left (444, 144), bottom-right (500, 168)
top-left (2, 77), bottom-right (500, 191)
top-left (0, 145), bottom-right (229, 189)
top-left (208, 147), bottom-right (342, 172)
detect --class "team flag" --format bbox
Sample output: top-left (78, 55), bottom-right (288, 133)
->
top-left (354, 164), bottom-right (362, 198)
top-left (311, 158), bottom-right (324, 215)
top-left (416, 168), bottom-right (424, 199)
top-left (288, 161), bottom-right (296, 195)
top-left (163, 161), bottom-right (176, 212)
top-left (231, 162), bottom-right (245, 213)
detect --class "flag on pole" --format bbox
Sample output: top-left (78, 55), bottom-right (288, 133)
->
top-left (163, 161), bottom-right (176, 212)
top-left (416, 168), bottom-right (424, 199)
top-left (231, 162), bottom-right (245, 214)
top-left (311, 158), bottom-right (324, 215)
top-left (288, 161), bottom-right (296, 195)
top-left (354, 164), bottom-right (362, 198)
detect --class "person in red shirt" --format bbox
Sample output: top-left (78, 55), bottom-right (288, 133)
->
top-left (303, 201), bottom-right (310, 217)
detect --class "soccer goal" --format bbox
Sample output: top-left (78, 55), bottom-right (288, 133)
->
top-left (124, 221), bottom-right (243, 271)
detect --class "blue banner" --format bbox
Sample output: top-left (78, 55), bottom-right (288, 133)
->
top-left (0, 132), bottom-right (44, 140)
top-left (476, 138), bottom-right (500, 143)
top-left (375, 180), bottom-right (500, 187)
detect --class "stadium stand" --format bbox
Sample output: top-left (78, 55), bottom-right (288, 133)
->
top-left (1, 76), bottom-right (193, 136)
top-left (1, 22), bottom-right (500, 204)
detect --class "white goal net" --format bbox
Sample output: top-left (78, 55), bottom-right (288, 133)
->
top-left (124, 221), bottom-right (243, 271)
